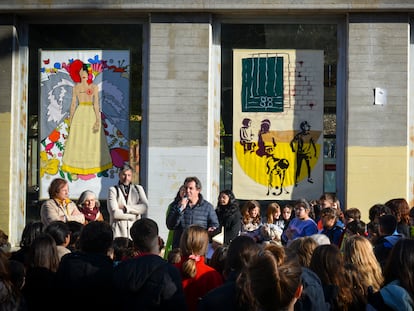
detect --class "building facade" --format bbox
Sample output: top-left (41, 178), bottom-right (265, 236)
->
top-left (1, 1), bottom-right (414, 244)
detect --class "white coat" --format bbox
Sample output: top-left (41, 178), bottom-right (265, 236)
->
top-left (107, 184), bottom-right (148, 239)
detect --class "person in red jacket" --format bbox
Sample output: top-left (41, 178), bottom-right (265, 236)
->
top-left (175, 225), bottom-right (223, 311)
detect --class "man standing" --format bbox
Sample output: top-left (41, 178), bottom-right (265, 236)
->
top-left (107, 164), bottom-right (148, 238)
top-left (166, 176), bottom-right (219, 248)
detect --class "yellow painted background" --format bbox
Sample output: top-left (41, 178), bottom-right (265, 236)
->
top-left (346, 146), bottom-right (408, 222)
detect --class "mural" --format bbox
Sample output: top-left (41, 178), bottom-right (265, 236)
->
top-left (39, 50), bottom-right (130, 200)
top-left (233, 50), bottom-right (324, 200)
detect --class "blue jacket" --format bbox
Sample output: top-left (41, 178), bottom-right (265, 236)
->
top-left (295, 267), bottom-right (330, 311)
top-left (166, 194), bottom-right (219, 248)
top-left (367, 280), bottom-right (414, 311)
top-left (320, 221), bottom-right (344, 246)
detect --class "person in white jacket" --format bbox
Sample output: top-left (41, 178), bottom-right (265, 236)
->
top-left (107, 164), bottom-right (148, 238)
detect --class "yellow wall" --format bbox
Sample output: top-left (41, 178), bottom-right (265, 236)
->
top-left (346, 146), bottom-right (408, 223)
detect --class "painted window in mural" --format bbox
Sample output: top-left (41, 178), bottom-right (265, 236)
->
top-left (220, 24), bottom-right (338, 199)
top-left (27, 24), bottom-right (142, 222)
top-left (241, 55), bottom-right (284, 112)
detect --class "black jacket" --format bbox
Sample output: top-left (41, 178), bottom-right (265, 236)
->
top-left (198, 271), bottom-right (248, 311)
top-left (54, 251), bottom-right (115, 311)
top-left (113, 254), bottom-right (187, 311)
top-left (216, 203), bottom-right (242, 245)
top-left (373, 234), bottom-right (402, 269)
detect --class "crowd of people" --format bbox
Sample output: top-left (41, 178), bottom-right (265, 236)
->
top-left (1, 170), bottom-right (414, 311)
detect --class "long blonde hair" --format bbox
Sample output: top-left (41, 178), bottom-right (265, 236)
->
top-left (179, 225), bottom-right (209, 278)
top-left (343, 235), bottom-right (383, 294)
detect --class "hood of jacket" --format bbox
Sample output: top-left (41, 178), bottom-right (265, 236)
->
top-left (381, 280), bottom-right (414, 311)
top-left (113, 254), bottom-right (179, 298)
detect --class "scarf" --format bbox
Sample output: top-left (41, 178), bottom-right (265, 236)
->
top-left (81, 206), bottom-right (99, 222)
top-left (54, 198), bottom-right (72, 215)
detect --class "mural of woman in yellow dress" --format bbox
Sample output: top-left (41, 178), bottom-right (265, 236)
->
top-left (61, 59), bottom-right (113, 175)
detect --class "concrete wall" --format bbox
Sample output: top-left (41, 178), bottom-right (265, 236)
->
top-left (146, 14), bottom-right (217, 239)
top-left (347, 14), bottom-right (409, 220)
top-left (3, 1), bottom-right (414, 12)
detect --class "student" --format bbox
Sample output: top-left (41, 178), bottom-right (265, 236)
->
top-left (281, 204), bottom-right (293, 229)
top-left (240, 200), bottom-right (263, 242)
top-left (66, 220), bottom-right (83, 252)
top-left (0, 249), bottom-right (25, 311)
top-left (319, 207), bottom-right (344, 246)
top-left (54, 221), bottom-right (115, 310)
top-left (366, 204), bottom-right (392, 244)
top-left (373, 214), bottom-right (402, 269)
top-left (309, 244), bottom-right (354, 311)
top-left (247, 250), bottom-right (303, 311)
top-left (339, 219), bottom-right (367, 252)
top-left (9, 221), bottom-right (44, 265)
top-left (208, 245), bottom-right (228, 277)
top-left (385, 198), bottom-right (410, 238)
top-left (281, 199), bottom-right (318, 245)
top-left (175, 225), bottom-right (223, 311)
top-left (214, 189), bottom-right (242, 245)
top-left (44, 220), bottom-right (71, 261)
top-left (343, 208), bottom-right (362, 226)
top-left (286, 237), bottom-right (329, 311)
top-left (164, 185), bottom-right (186, 259)
top-left (343, 235), bottom-right (384, 308)
top-left (367, 239), bottom-right (414, 310)
top-left (23, 233), bottom-right (60, 311)
top-left (198, 235), bottom-right (260, 311)
top-left (262, 202), bottom-right (285, 243)
top-left (113, 218), bottom-right (187, 311)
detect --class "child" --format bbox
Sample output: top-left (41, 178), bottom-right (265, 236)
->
top-left (281, 204), bottom-right (293, 229)
top-left (240, 200), bottom-right (263, 242)
top-left (262, 202), bottom-right (285, 243)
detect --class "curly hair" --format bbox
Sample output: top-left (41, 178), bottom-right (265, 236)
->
top-left (241, 200), bottom-right (261, 226)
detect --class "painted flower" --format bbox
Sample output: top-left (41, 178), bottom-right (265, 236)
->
top-left (48, 129), bottom-right (60, 143)
top-left (40, 151), bottom-right (59, 178)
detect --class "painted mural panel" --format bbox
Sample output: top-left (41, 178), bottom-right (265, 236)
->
top-left (39, 50), bottom-right (130, 200)
top-left (233, 49), bottom-right (324, 200)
